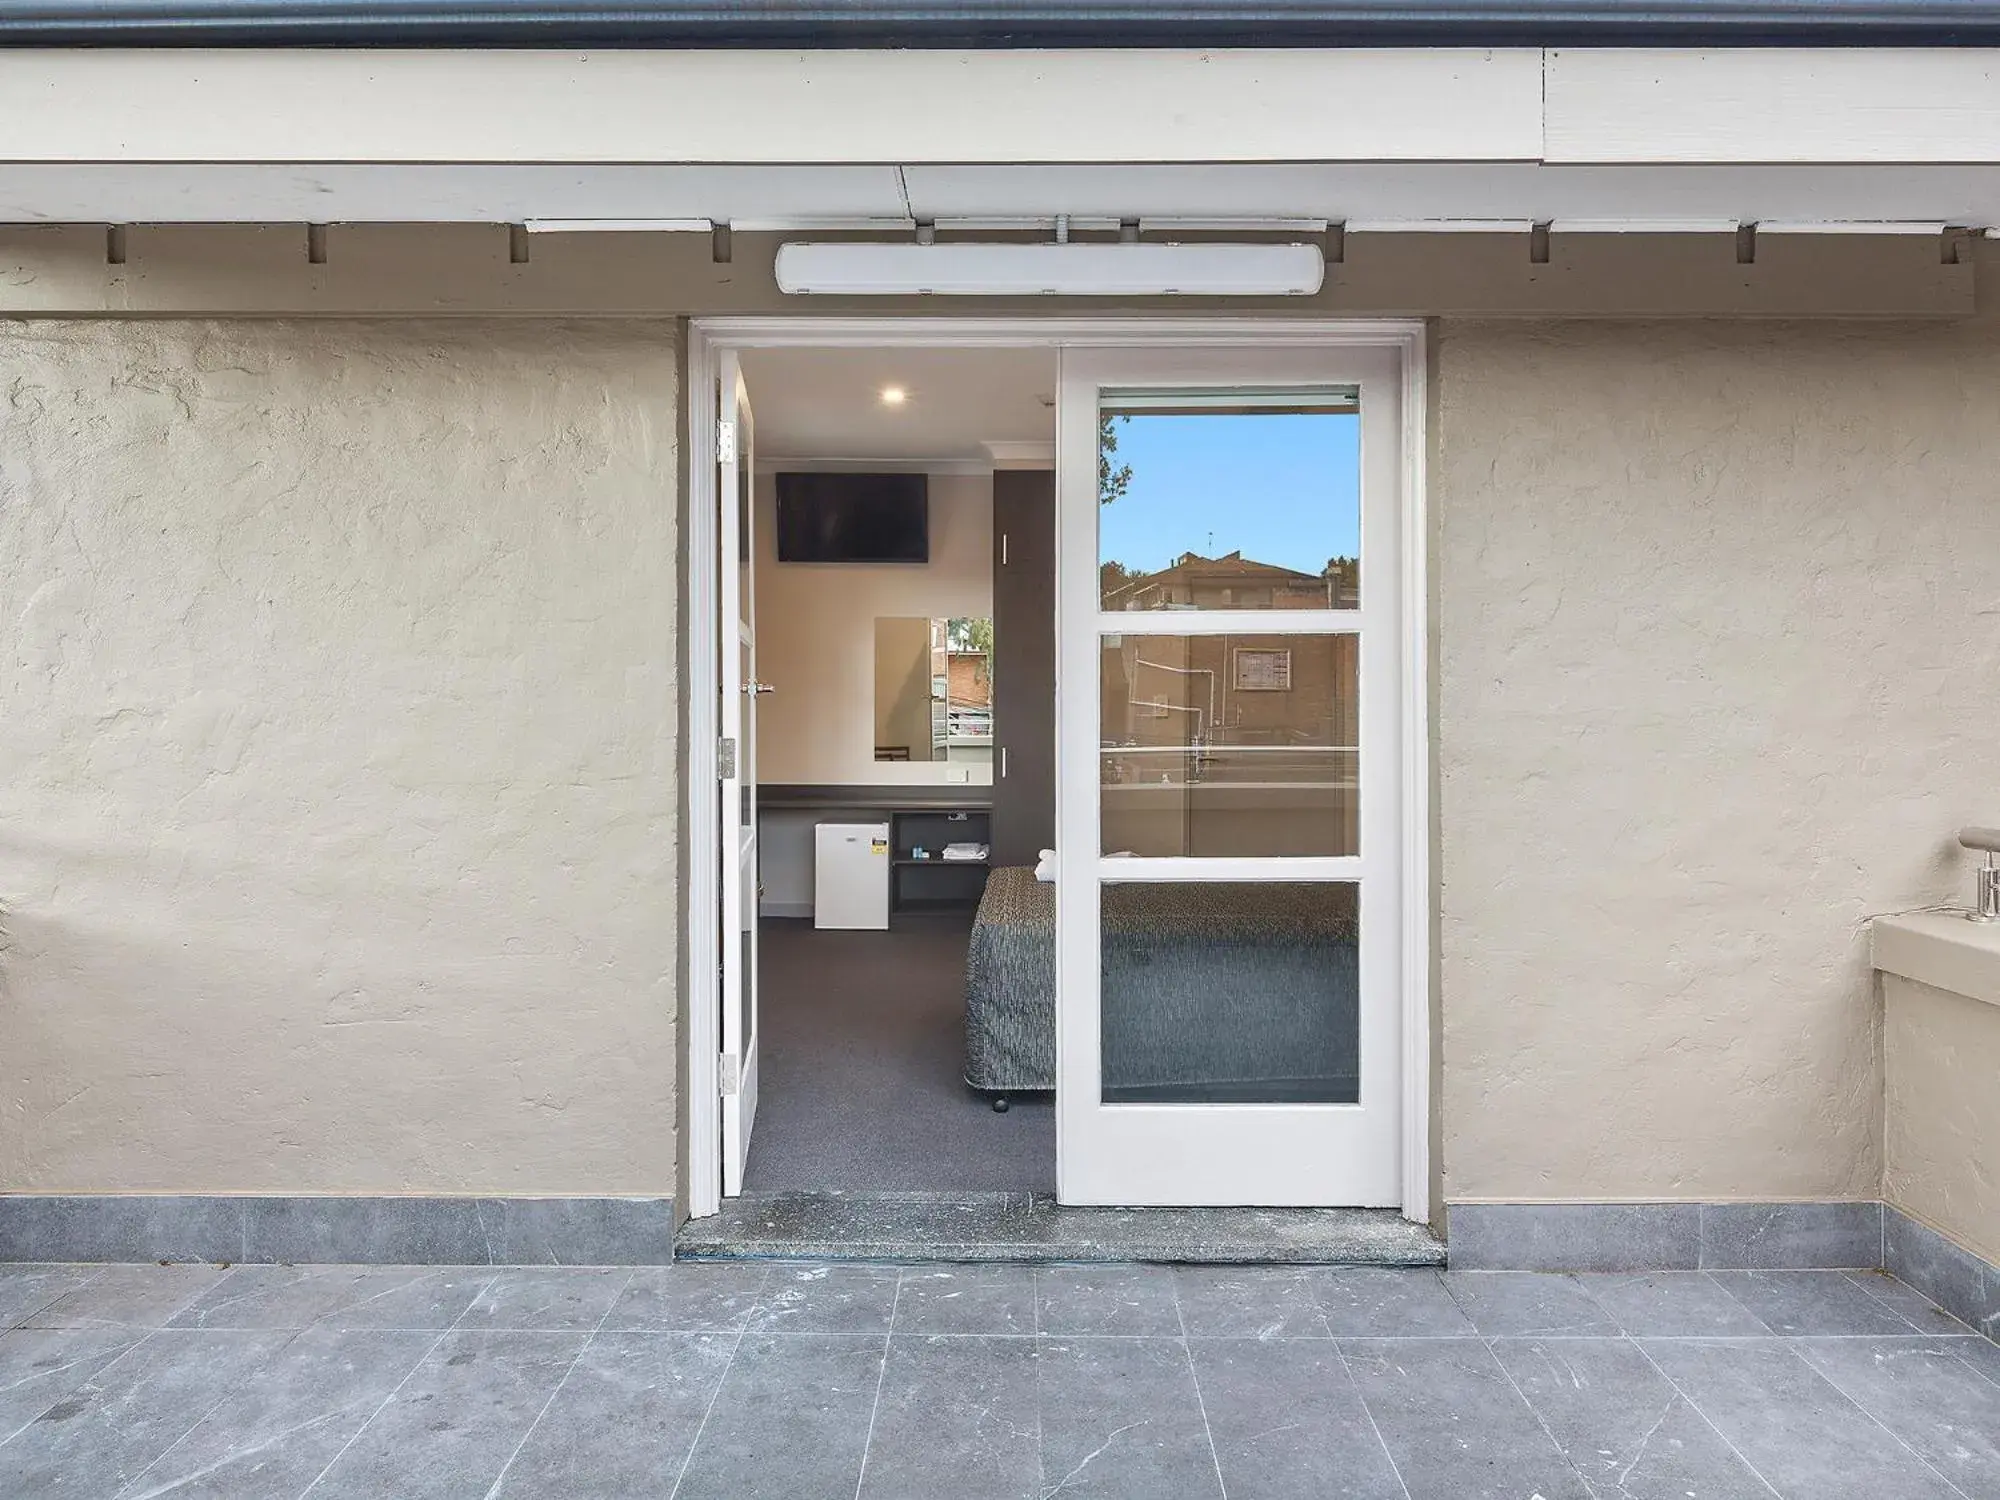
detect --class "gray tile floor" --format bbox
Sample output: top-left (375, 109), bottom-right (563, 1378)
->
top-left (0, 1261), bottom-right (1995, 1498)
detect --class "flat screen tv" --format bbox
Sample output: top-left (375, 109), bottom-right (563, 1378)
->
top-left (775, 473), bottom-right (930, 564)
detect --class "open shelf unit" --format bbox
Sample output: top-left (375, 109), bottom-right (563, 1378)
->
top-left (891, 807), bottom-right (992, 913)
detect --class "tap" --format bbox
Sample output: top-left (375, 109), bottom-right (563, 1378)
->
top-left (1959, 828), bottom-right (2000, 923)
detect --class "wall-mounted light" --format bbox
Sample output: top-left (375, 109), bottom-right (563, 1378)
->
top-left (774, 241), bottom-right (1324, 297)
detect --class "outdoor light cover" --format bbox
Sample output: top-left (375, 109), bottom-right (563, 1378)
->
top-left (773, 241), bottom-right (1326, 297)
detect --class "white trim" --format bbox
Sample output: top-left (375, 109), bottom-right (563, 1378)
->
top-left (982, 440), bottom-right (1057, 469)
top-left (525, 217), bottom-right (712, 233)
top-left (684, 321), bottom-right (722, 1221)
top-left (756, 455), bottom-right (995, 476)
top-left (1399, 327), bottom-right (1433, 1226)
top-left (684, 315), bottom-right (1431, 1225)
top-left (1099, 609), bottom-right (1361, 636)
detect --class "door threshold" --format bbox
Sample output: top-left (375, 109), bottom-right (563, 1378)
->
top-left (674, 1191), bottom-right (1443, 1266)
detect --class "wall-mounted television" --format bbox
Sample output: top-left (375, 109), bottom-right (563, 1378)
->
top-left (775, 473), bottom-right (930, 564)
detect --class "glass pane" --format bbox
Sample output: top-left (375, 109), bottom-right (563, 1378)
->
top-left (1098, 393), bottom-right (1360, 612)
top-left (1101, 881), bottom-right (1358, 1104)
top-left (1100, 632), bottom-right (1358, 857)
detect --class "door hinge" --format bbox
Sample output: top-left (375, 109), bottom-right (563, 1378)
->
top-left (719, 1052), bottom-right (740, 1096)
top-left (718, 736), bottom-right (737, 779)
top-left (716, 419), bottom-right (737, 464)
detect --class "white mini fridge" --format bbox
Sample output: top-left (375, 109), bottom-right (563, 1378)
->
top-left (814, 822), bottom-right (891, 930)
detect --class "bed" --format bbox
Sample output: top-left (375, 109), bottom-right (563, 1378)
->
top-left (964, 865), bottom-right (1361, 1103)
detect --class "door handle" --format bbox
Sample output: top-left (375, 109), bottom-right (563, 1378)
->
top-left (744, 680), bottom-right (776, 696)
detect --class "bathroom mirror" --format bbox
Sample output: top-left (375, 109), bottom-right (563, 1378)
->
top-left (874, 617), bottom-right (994, 765)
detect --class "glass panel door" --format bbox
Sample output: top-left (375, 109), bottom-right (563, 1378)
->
top-left (1055, 345), bottom-right (1405, 1207)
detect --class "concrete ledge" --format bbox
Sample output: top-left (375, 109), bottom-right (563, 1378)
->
top-left (677, 1191), bottom-right (1445, 1266)
top-left (1872, 911), bottom-right (2000, 1010)
top-left (1448, 1201), bottom-right (1884, 1272)
top-left (0, 1196), bottom-right (675, 1265)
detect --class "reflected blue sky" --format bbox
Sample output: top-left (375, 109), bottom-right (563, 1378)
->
top-left (1098, 411), bottom-right (1361, 577)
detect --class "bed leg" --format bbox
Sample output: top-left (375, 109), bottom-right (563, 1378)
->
top-left (992, 1096), bottom-right (1009, 1113)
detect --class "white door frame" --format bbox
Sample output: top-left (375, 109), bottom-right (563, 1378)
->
top-left (683, 315), bottom-right (1430, 1223)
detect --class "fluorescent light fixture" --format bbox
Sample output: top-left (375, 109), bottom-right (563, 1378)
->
top-left (774, 241), bottom-right (1323, 297)
top-left (523, 218), bottom-right (712, 234)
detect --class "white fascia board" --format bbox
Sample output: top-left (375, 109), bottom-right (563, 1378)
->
top-left (0, 47), bottom-right (1543, 165)
top-left (1547, 48), bottom-right (2000, 165)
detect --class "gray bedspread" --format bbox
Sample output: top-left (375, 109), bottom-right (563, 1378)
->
top-left (964, 866), bottom-right (1361, 1100)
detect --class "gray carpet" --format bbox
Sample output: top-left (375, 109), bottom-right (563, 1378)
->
top-left (742, 915), bottom-right (1055, 1193)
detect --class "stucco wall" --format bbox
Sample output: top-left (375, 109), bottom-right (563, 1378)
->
top-left (1884, 974), bottom-right (2000, 1266)
top-left (1436, 319), bottom-right (2000, 1204)
top-left (0, 319), bottom-right (681, 1194)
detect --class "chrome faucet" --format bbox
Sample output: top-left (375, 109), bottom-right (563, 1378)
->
top-left (1960, 827), bottom-right (2000, 923)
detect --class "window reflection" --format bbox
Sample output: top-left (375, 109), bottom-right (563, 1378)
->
top-left (1101, 633), bottom-right (1358, 857)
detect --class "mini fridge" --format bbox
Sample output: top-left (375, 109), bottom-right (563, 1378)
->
top-left (814, 822), bottom-right (891, 930)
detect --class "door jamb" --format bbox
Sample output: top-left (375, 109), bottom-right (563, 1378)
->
top-left (683, 315), bottom-right (1430, 1224)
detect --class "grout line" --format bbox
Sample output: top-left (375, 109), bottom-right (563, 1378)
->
top-left (1841, 1269), bottom-right (1959, 1334)
top-left (480, 1269), bottom-right (636, 1500)
top-left (294, 1269), bottom-right (498, 1498)
top-left (850, 1270), bottom-right (900, 1500)
top-left (1031, 1267), bottom-right (1045, 1500)
top-left (1168, 1270), bottom-right (1229, 1500)
top-left (1624, 1335), bottom-right (1785, 1500)
top-left (1479, 1333), bottom-right (1603, 1497)
top-left (667, 1263), bottom-right (767, 1500)
top-left (1698, 1270), bottom-right (1779, 1335)
top-left (117, 1325), bottom-right (315, 1499)
top-left (1793, 1345), bottom-right (1980, 1500)
top-left (1333, 1343), bottom-right (1413, 1500)
top-left (0, 1323), bottom-right (163, 1457)
top-left (7, 1265), bottom-right (108, 1333)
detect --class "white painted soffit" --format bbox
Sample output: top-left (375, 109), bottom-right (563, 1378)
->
top-left (6, 162), bottom-right (2000, 231)
top-left (4, 47), bottom-right (2000, 169)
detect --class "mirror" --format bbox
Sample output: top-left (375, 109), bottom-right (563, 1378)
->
top-left (874, 617), bottom-right (994, 765)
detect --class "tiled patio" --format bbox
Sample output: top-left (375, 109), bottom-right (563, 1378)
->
top-left (0, 1260), bottom-right (1995, 1498)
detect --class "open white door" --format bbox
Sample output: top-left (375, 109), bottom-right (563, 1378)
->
top-left (718, 351), bottom-right (762, 1196)
top-left (1054, 342), bottom-right (1406, 1207)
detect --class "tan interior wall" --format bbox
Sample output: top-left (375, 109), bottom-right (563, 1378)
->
top-left (1435, 318), bottom-right (2000, 1203)
top-left (0, 319), bottom-right (681, 1195)
top-left (1884, 975), bottom-right (2000, 1266)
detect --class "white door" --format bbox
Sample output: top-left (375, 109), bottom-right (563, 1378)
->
top-left (718, 351), bottom-right (762, 1195)
top-left (1054, 343), bottom-right (1406, 1206)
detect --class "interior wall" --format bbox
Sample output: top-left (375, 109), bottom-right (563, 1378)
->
top-left (1435, 317), bottom-right (2000, 1204)
top-left (0, 318), bottom-right (681, 1195)
top-left (754, 470), bottom-right (994, 786)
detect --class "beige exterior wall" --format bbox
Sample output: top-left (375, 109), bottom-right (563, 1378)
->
top-left (5, 302), bottom-right (1998, 1213)
top-left (1884, 974), bottom-right (2000, 1266)
top-left (0, 319), bottom-right (682, 1195)
top-left (1435, 318), bottom-right (2000, 1204)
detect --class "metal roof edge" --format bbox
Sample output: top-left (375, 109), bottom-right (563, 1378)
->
top-left (7, 1), bottom-right (2000, 49)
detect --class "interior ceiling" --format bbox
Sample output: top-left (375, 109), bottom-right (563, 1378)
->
top-left (740, 345), bottom-right (1056, 466)
top-left (6, 162), bottom-right (2000, 228)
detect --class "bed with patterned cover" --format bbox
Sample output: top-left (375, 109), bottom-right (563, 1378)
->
top-left (963, 865), bottom-right (1361, 1101)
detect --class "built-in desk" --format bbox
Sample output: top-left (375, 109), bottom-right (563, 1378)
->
top-left (758, 785), bottom-right (994, 918)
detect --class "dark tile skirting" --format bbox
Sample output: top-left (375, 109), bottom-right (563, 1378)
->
top-left (1885, 1208), bottom-right (2000, 1341)
top-left (1448, 1201), bottom-right (1887, 1273)
top-left (1452, 1198), bottom-right (2000, 1331)
top-left (0, 1195), bottom-right (675, 1265)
